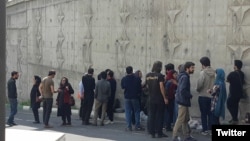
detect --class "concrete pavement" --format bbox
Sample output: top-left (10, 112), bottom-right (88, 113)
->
top-left (5, 106), bottom-right (212, 141)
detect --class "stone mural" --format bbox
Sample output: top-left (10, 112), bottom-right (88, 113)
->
top-left (6, 0), bottom-right (250, 120)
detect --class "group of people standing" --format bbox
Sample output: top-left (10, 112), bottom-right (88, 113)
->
top-left (120, 57), bottom-right (245, 141)
top-left (6, 57), bottom-right (246, 141)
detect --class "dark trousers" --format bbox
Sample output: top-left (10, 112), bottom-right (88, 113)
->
top-left (211, 113), bottom-right (220, 125)
top-left (107, 97), bottom-right (115, 121)
top-left (198, 96), bottom-right (212, 131)
top-left (227, 97), bottom-right (240, 121)
top-left (164, 99), bottom-right (175, 129)
top-left (81, 96), bottom-right (94, 124)
top-left (148, 102), bottom-right (164, 135)
top-left (43, 98), bottom-right (53, 125)
top-left (32, 105), bottom-right (40, 122)
top-left (62, 115), bottom-right (71, 124)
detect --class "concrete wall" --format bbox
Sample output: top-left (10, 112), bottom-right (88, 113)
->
top-left (6, 0), bottom-right (250, 121)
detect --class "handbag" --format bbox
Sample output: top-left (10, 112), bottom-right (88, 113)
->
top-left (245, 113), bottom-right (250, 123)
top-left (69, 96), bottom-right (75, 106)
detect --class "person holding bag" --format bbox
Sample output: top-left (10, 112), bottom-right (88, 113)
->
top-left (30, 75), bottom-right (42, 124)
top-left (56, 77), bottom-right (74, 126)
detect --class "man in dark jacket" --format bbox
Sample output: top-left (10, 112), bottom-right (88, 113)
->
top-left (226, 60), bottom-right (245, 124)
top-left (81, 68), bottom-right (95, 125)
top-left (121, 66), bottom-right (144, 131)
top-left (172, 62), bottom-right (196, 141)
top-left (7, 71), bottom-right (19, 126)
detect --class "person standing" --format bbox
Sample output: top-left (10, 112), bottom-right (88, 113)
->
top-left (121, 66), bottom-right (144, 131)
top-left (196, 57), bottom-right (215, 135)
top-left (226, 60), bottom-right (245, 124)
top-left (208, 69), bottom-right (227, 125)
top-left (93, 71), bottom-right (111, 126)
top-left (105, 70), bottom-right (117, 124)
top-left (56, 77), bottom-right (74, 126)
top-left (165, 70), bottom-right (178, 131)
top-left (145, 61), bottom-right (168, 138)
top-left (30, 75), bottom-right (42, 124)
top-left (39, 70), bottom-right (58, 128)
top-left (78, 79), bottom-right (84, 119)
top-left (172, 62), bottom-right (196, 141)
top-left (7, 71), bottom-right (19, 126)
top-left (81, 68), bottom-right (95, 125)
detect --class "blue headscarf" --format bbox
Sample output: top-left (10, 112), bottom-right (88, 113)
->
top-left (213, 68), bottom-right (227, 119)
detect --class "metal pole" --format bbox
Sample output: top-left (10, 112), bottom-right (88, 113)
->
top-left (0, 0), bottom-right (6, 141)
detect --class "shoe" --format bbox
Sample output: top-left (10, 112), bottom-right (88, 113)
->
top-left (134, 126), bottom-right (145, 131)
top-left (125, 127), bottom-right (132, 131)
top-left (151, 134), bottom-right (155, 138)
top-left (6, 122), bottom-right (13, 126)
top-left (104, 120), bottom-right (111, 125)
top-left (33, 121), bottom-right (40, 124)
top-left (11, 122), bottom-right (18, 126)
top-left (100, 123), bottom-right (104, 126)
top-left (157, 133), bottom-right (168, 138)
top-left (44, 125), bottom-right (53, 128)
top-left (201, 130), bottom-right (209, 135)
top-left (61, 123), bottom-right (67, 126)
top-left (183, 136), bottom-right (197, 141)
top-left (66, 123), bottom-right (72, 126)
top-left (172, 136), bottom-right (181, 141)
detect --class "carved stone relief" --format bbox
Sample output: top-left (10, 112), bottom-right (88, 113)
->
top-left (82, 0), bottom-right (93, 71)
top-left (56, 6), bottom-right (65, 68)
top-left (117, 0), bottom-right (130, 75)
top-left (165, 0), bottom-right (182, 59)
top-left (34, 9), bottom-right (42, 63)
top-left (227, 0), bottom-right (250, 62)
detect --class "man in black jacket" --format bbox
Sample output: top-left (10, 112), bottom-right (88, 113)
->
top-left (81, 68), bottom-right (95, 125)
top-left (7, 71), bottom-right (19, 126)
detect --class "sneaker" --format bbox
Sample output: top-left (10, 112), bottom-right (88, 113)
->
top-left (183, 136), bottom-right (197, 141)
top-left (125, 127), bottom-right (132, 131)
top-left (201, 130), bottom-right (209, 135)
top-left (104, 120), bottom-right (111, 125)
top-left (172, 136), bottom-right (181, 141)
top-left (110, 121), bottom-right (114, 124)
top-left (134, 126), bottom-right (145, 131)
top-left (66, 123), bottom-right (72, 126)
top-left (6, 122), bottom-right (13, 126)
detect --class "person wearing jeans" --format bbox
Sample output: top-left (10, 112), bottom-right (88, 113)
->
top-left (7, 71), bottom-right (19, 126)
top-left (121, 66), bottom-right (144, 131)
top-left (196, 57), bottom-right (215, 135)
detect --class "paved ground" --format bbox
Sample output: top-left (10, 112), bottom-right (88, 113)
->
top-left (5, 107), bottom-right (212, 141)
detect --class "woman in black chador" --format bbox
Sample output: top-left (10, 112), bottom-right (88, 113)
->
top-left (56, 77), bottom-right (74, 126)
top-left (30, 75), bottom-right (42, 124)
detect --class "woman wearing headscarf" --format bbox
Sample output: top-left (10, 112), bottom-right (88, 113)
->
top-left (30, 75), bottom-right (42, 124)
top-left (56, 77), bottom-right (74, 126)
top-left (208, 68), bottom-right (227, 125)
